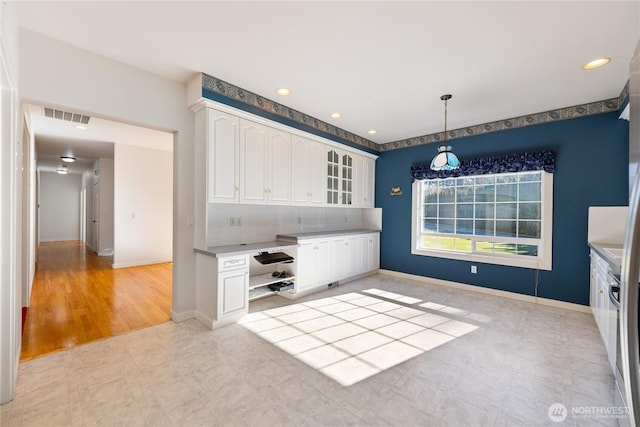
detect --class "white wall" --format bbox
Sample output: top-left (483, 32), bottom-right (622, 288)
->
top-left (114, 144), bottom-right (173, 268)
top-left (96, 158), bottom-right (114, 255)
top-left (19, 30), bottom-right (196, 322)
top-left (0, 0), bottom-right (21, 404)
top-left (39, 171), bottom-right (82, 241)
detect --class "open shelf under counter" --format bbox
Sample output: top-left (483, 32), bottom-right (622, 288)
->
top-left (249, 273), bottom-right (296, 290)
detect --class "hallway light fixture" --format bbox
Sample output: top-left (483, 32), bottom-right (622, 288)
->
top-left (57, 166), bottom-right (69, 175)
top-left (430, 94), bottom-right (460, 171)
top-left (60, 156), bottom-right (76, 163)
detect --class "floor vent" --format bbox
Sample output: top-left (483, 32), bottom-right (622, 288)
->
top-left (44, 107), bottom-right (90, 125)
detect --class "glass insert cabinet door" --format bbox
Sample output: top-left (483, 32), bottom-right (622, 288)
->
top-left (327, 150), bottom-right (339, 204)
top-left (326, 150), bottom-right (353, 205)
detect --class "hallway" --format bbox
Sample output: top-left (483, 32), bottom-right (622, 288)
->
top-left (21, 241), bottom-right (172, 360)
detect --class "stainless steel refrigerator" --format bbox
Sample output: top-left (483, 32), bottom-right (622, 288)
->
top-left (621, 39), bottom-right (640, 427)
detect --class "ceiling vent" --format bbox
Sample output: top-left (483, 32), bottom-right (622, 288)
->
top-left (43, 107), bottom-right (90, 125)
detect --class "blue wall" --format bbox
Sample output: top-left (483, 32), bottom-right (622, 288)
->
top-left (376, 112), bottom-right (629, 305)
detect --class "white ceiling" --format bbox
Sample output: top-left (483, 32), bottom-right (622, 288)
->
top-left (16, 1), bottom-right (640, 147)
top-left (27, 104), bottom-right (173, 174)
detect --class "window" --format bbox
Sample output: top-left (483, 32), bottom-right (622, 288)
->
top-left (412, 170), bottom-right (553, 270)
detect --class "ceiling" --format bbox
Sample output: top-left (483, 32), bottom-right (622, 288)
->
top-left (26, 104), bottom-right (173, 174)
top-left (16, 1), bottom-right (640, 147)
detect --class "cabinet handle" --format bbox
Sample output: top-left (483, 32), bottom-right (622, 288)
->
top-left (599, 290), bottom-right (604, 294)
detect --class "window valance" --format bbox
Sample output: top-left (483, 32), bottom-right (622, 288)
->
top-left (410, 149), bottom-right (555, 182)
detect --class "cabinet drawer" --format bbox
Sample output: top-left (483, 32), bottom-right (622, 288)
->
top-left (219, 255), bottom-right (249, 272)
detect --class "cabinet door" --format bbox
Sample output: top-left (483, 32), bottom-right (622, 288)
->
top-left (363, 157), bottom-right (375, 208)
top-left (239, 119), bottom-right (268, 204)
top-left (314, 239), bottom-right (330, 284)
top-left (370, 233), bottom-right (380, 270)
top-left (268, 128), bottom-right (292, 205)
top-left (296, 242), bottom-right (316, 291)
top-left (219, 269), bottom-right (248, 316)
top-left (340, 153), bottom-right (353, 206)
top-left (352, 155), bottom-right (365, 207)
top-left (208, 110), bottom-right (240, 202)
top-left (309, 142), bottom-right (326, 205)
top-left (344, 235), bottom-right (359, 277)
top-left (331, 237), bottom-right (346, 281)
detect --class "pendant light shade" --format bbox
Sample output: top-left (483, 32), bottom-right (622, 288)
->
top-left (430, 94), bottom-right (460, 171)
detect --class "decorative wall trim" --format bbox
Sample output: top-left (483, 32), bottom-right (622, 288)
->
top-left (201, 73), bottom-right (379, 151)
top-left (201, 72), bottom-right (629, 154)
top-left (379, 95), bottom-right (624, 152)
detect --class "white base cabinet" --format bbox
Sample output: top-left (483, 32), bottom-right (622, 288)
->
top-left (292, 232), bottom-right (380, 295)
top-left (589, 250), bottom-right (618, 374)
top-left (195, 253), bottom-right (249, 329)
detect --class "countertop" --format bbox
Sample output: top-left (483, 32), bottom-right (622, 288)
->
top-left (589, 241), bottom-right (623, 273)
top-left (277, 229), bottom-right (381, 242)
top-left (195, 240), bottom-right (298, 258)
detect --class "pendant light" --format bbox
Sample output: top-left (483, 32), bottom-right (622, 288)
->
top-left (430, 94), bottom-right (460, 171)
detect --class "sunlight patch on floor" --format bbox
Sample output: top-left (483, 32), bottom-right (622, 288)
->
top-left (240, 288), bottom-right (480, 386)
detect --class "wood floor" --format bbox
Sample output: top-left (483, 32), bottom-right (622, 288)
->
top-left (21, 241), bottom-right (172, 361)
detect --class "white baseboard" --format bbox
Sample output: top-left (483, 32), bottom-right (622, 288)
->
top-left (112, 258), bottom-right (172, 269)
top-left (378, 269), bottom-right (591, 313)
top-left (170, 309), bottom-right (194, 322)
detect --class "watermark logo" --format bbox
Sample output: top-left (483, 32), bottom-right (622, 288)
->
top-left (548, 403), bottom-right (629, 422)
top-left (548, 403), bottom-right (568, 422)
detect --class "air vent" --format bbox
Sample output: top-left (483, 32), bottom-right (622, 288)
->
top-left (44, 107), bottom-right (90, 125)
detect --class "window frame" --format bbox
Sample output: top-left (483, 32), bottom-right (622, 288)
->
top-left (411, 171), bottom-right (553, 270)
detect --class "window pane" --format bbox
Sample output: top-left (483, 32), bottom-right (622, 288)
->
top-left (455, 238), bottom-right (472, 252)
top-left (456, 188), bottom-right (474, 203)
top-left (476, 241), bottom-right (493, 253)
top-left (496, 203), bottom-right (517, 219)
top-left (519, 203), bottom-right (541, 220)
top-left (475, 176), bottom-right (494, 185)
top-left (496, 184), bottom-right (517, 202)
top-left (424, 187), bottom-right (438, 203)
top-left (519, 182), bottom-right (541, 201)
top-left (518, 221), bottom-right (541, 238)
top-left (456, 204), bottom-right (473, 218)
top-left (496, 220), bottom-right (517, 237)
top-left (456, 220), bottom-right (473, 235)
top-left (439, 188), bottom-right (455, 203)
top-left (436, 236), bottom-right (455, 250)
top-left (496, 174), bottom-right (517, 183)
top-left (438, 219), bottom-right (454, 233)
top-left (423, 205), bottom-right (437, 218)
top-left (475, 204), bottom-right (494, 219)
top-left (475, 184), bottom-right (495, 203)
top-left (494, 243), bottom-right (517, 254)
top-left (439, 204), bottom-right (455, 218)
top-left (456, 177), bottom-right (474, 186)
top-left (517, 244), bottom-right (538, 256)
top-left (420, 235), bottom-right (437, 249)
top-left (519, 172), bottom-right (541, 182)
top-left (475, 220), bottom-right (494, 236)
top-left (422, 219), bottom-right (437, 232)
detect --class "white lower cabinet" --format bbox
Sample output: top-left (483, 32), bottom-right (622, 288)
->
top-left (589, 250), bottom-right (618, 374)
top-left (195, 253), bottom-right (249, 328)
top-left (294, 232), bottom-right (380, 295)
top-left (296, 239), bottom-right (330, 292)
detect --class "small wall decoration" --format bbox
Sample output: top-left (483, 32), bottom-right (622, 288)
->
top-left (390, 186), bottom-right (403, 196)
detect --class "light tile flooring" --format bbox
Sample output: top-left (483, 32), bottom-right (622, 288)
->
top-left (1, 273), bottom-right (621, 426)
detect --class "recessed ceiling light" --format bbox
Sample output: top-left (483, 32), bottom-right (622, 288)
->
top-left (330, 113), bottom-right (342, 119)
top-left (367, 130), bottom-right (377, 135)
top-left (583, 57), bottom-right (611, 70)
top-left (275, 88), bottom-right (291, 96)
top-left (75, 125), bottom-right (87, 130)
top-left (60, 156), bottom-right (76, 163)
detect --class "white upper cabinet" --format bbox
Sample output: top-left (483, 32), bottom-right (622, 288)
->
top-left (200, 104), bottom-right (376, 208)
top-left (353, 155), bottom-right (375, 208)
top-left (291, 135), bottom-right (325, 206)
top-left (267, 128), bottom-right (292, 205)
top-left (208, 110), bottom-right (240, 203)
top-left (239, 119), bottom-right (269, 204)
top-left (326, 149), bottom-right (354, 206)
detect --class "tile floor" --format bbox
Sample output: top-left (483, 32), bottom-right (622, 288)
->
top-left (0, 273), bottom-right (622, 426)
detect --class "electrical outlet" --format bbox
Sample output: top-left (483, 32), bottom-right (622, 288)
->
top-left (229, 217), bottom-right (236, 226)
top-left (471, 265), bottom-right (477, 274)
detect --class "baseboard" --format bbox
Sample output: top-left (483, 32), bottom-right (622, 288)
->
top-left (170, 309), bottom-right (194, 322)
top-left (112, 258), bottom-right (172, 269)
top-left (378, 269), bottom-right (591, 313)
